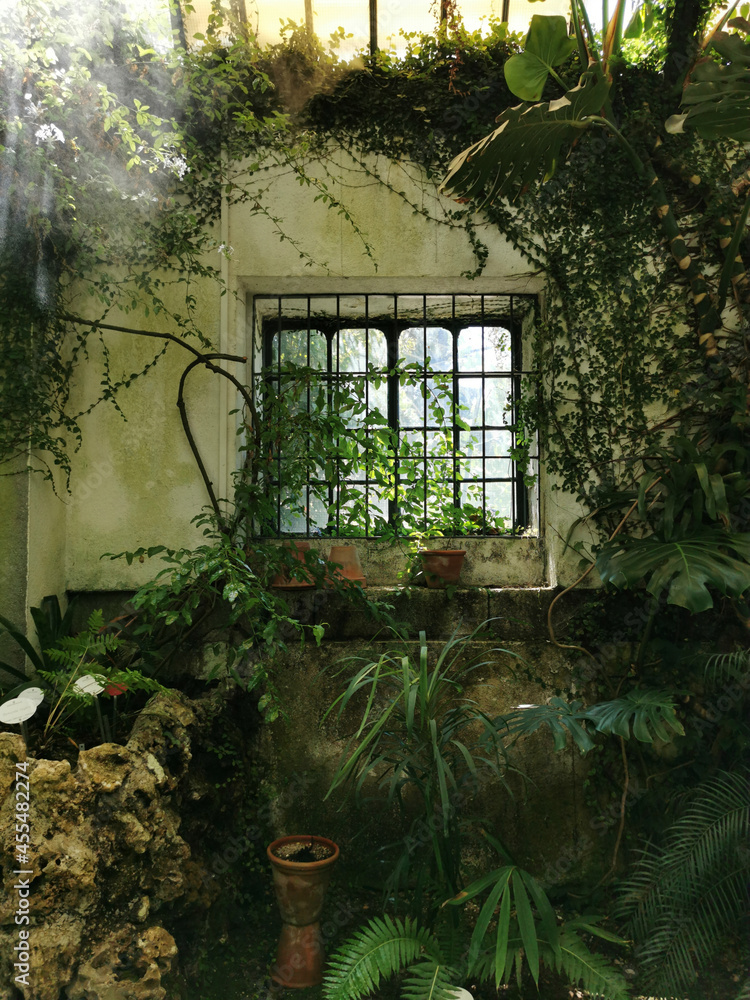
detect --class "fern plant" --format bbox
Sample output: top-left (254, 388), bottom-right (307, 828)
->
top-left (323, 878), bottom-right (630, 1000)
top-left (616, 769), bottom-right (750, 996)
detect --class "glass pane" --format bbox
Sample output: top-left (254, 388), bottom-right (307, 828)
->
top-left (458, 458), bottom-right (483, 482)
top-left (426, 430), bottom-right (453, 455)
top-left (338, 327), bottom-right (386, 372)
top-left (400, 429), bottom-right (424, 456)
top-left (486, 457), bottom-right (513, 478)
top-left (426, 377), bottom-right (452, 427)
top-left (486, 429), bottom-right (513, 456)
top-left (485, 378), bottom-right (512, 423)
top-left (484, 326), bottom-right (512, 369)
top-left (483, 481), bottom-right (514, 521)
top-left (368, 493), bottom-right (390, 534)
top-left (458, 429), bottom-right (483, 457)
top-left (367, 380), bottom-right (388, 419)
top-left (400, 326), bottom-right (425, 365)
top-left (427, 459), bottom-right (452, 482)
top-left (308, 491), bottom-right (329, 533)
top-left (275, 328), bottom-right (327, 368)
top-left (279, 488), bottom-right (308, 533)
top-left (458, 327), bottom-right (484, 372)
top-left (425, 327), bottom-right (452, 370)
top-left (458, 378), bottom-right (483, 424)
top-left (399, 382), bottom-right (424, 425)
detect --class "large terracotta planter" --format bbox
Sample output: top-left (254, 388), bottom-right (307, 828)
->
top-left (271, 541), bottom-right (316, 590)
top-left (328, 544), bottom-right (366, 587)
top-left (419, 549), bottom-right (466, 589)
top-left (267, 835), bottom-right (340, 988)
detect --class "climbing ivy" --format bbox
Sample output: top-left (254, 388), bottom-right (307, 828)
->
top-left (2, 0), bottom-right (748, 541)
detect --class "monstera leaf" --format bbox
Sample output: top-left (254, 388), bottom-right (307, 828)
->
top-left (586, 689), bottom-right (685, 743)
top-left (499, 697), bottom-right (595, 753)
top-left (440, 70), bottom-right (611, 205)
top-left (666, 28), bottom-right (750, 140)
top-left (499, 691), bottom-right (683, 751)
top-left (504, 16), bottom-right (577, 101)
top-left (596, 527), bottom-right (750, 613)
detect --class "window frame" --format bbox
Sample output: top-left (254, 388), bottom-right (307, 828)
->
top-left (253, 292), bottom-right (538, 539)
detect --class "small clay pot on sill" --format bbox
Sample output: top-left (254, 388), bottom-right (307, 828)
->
top-left (419, 549), bottom-right (466, 589)
top-left (327, 544), bottom-right (366, 587)
top-left (270, 541), bottom-right (316, 590)
top-left (267, 835), bottom-right (340, 988)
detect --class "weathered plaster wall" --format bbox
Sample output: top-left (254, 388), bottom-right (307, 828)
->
top-left (0, 474), bottom-right (29, 670)
top-left (14, 147), bottom-right (593, 618)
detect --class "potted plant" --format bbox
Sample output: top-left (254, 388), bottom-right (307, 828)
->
top-left (266, 834), bottom-right (340, 988)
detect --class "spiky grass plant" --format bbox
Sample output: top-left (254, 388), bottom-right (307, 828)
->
top-left (324, 623), bottom-right (524, 911)
top-left (617, 768), bottom-right (750, 996)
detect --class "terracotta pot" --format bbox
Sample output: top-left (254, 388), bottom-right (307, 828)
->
top-left (419, 549), bottom-right (466, 589)
top-left (271, 541), bottom-right (316, 590)
top-left (267, 835), bottom-right (340, 988)
top-left (327, 545), bottom-right (366, 587)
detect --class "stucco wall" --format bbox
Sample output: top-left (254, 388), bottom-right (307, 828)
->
top-left (14, 148), bottom-right (594, 617)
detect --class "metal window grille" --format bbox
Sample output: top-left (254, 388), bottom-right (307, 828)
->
top-left (253, 292), bottom-right (538, 538)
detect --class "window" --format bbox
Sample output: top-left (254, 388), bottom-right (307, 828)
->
top-left (253, 293), bottom-right (537, 538)
top-left (179, 1), bottom-right (573, 57)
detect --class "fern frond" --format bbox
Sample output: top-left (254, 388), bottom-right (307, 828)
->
top-left (322, 915), bottom-right (442, 1000)
top-left (401, 960), bottom-right (461, 1000)
top-left (617, 770), bottom-right (750, 995)
top-left (553, 929), bottom-right (630, 1000)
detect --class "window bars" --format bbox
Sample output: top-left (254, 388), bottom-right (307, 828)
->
top-left (253, 293), bottom-right (538, 538)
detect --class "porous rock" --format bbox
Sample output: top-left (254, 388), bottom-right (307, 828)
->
top-left (0, 691), bottom-right (225, 999)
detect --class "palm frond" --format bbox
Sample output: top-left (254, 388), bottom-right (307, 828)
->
top-left (617, 770), bottom-right (750, 995)
top-left (704, 648), bottom-right (750, 686)
top-left (322, 915), bottom-right (442, 1000)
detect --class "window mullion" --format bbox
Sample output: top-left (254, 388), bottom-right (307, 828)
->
top-left (387, 303), bottom-right (399, 532)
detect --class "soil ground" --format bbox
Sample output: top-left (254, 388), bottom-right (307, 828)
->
top-left (167, 874), bottom-right (747, 1000)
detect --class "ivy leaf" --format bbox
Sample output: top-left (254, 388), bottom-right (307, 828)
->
top-left (596, 528), bottom-right (750, 612)
top-left (504, 16), bottom-right (577, 101)
top-left (440, 70), bottom-right (611, 205)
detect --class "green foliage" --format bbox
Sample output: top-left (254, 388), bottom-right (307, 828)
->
top-left (322, 915), bottom-right (454, 1000)
top-left (667, 21), bottom-right (750, 140)
top-left (239, 360), bottom-right (505, 541)
top-left (325, 624), bottom-right (521, 904)
top-left (597, 527), bottom-right (750, 612)
top-left (703, 647), bottom-right (750, 685)
top-left (503, 15), bottom-right (577, 101)
top-left (500, 689), bottom-right (684, 751)
top-left (0, 604), bottom-right (165, 746)
top-left (324, 885), bottom-right (629, 1000)
top-left (0, 595), bottom-right (76, 686)
top-left (105, 508), bottom-right (398, 720)
top-left (617, 769), bottom-right (750, 995)
top-left (595, 433), bottom-right (750, 610)
top-left (441, 69), bottom-right (611, 205)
